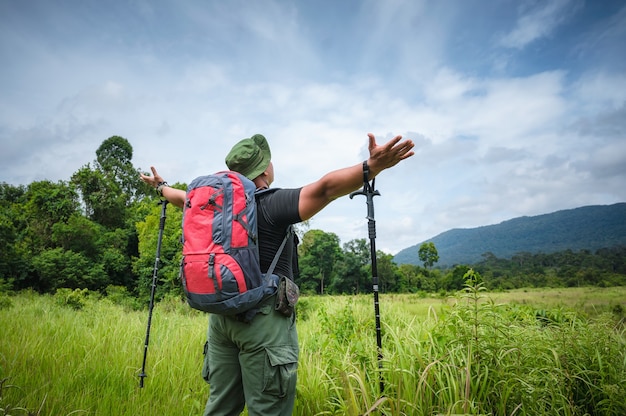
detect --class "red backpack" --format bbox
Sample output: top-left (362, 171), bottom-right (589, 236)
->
top-left (180, 171), bottom-right (288, 315)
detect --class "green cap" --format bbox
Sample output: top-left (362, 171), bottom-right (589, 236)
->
top-left (225, 134), bottom-right (272, 180)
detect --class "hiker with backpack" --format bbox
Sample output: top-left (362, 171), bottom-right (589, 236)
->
top-left (140, 132), bottom-right (414, 416)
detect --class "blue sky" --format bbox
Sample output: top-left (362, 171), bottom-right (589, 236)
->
top-left (1, 0), bottom-right (625, 254)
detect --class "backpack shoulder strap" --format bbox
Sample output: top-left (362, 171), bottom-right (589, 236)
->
top-left (266, 225), bottom-right (293, 277)
top-left (254, 187), bottom-right (292, 277)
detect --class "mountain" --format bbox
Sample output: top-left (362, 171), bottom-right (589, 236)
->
top-left (393, 203), bottom-right (626, 267)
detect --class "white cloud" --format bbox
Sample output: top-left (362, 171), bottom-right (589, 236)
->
top-left (570, 71), bottom-right (626, 111)
top-left (499, 0), bottom-right (583, 49)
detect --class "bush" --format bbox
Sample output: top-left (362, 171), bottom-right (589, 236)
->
top-left (295, 296), bottom-right (314, 321)
top-left (0, 293), bottom-right (12, 310)
top-left (105, 285), bottom-right (142, 311)
top-left (54, 288), bottom-right (89, 310)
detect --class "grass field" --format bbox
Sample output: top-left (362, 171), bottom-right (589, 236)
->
top-left (1, 286), bottom-right (625, 415)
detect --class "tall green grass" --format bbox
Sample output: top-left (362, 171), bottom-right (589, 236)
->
top-left (1, 291), bottom-right (208, 415)
top-left (1, 287), bottom-right (625, 415)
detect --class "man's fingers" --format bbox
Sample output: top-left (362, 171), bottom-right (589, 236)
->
top-left (397, 139), bottom-right (415, 154)
top-left (385, 135), bottom-right (403, 149)
top-left (367, 133), bottom-right (377, 151)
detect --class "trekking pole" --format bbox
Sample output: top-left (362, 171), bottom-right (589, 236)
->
top-left (350, 161), bottom-right (384, 395)
top-left (139, 199), bottom-right (168, 388)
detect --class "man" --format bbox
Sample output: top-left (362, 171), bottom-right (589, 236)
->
top-left (140, 132), bottom-right (414, 415)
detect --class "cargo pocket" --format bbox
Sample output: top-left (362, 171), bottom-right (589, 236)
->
top-left (263, 345), bottom-right (298, 398)
top-left (202, 341), bottom-right (210, 382)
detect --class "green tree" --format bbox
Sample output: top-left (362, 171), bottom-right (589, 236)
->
top-left (377, 251), bottom-right (403, 292)
top-left (31, 248), bottom-right (106, 292)
top-left (72, 136), bottom-right (151, 229)
top-left (95, 135), bottom-right (150, 202)
top-left (52, 213), bottom-right (102, 259)
top-left (0, 183), bottom-right (27, 288)
top-left (298, 230), bottom-right (342, 295)
top-left (95, 227), bottom-right (137, 289)
top-left (418, 242), bottom-right (439, 269)
top-left (72, 164), bottom-right (126, 229)
top-left (443, 265), bottom-right (472, 291)
top-left (398, 263), bottom-right (421, 292)
top-left (330, 238), bottom-right (369, 294)
top-left (22, 180), bottom-right (80, 250)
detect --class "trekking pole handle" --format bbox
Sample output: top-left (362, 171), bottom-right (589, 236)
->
top-left (349, 161), bottom-right (380, 221)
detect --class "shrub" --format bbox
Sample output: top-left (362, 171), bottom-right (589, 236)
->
top-left (295, 296), bottom-right (314, 321)
top-left (105, 285), bottom-right (142, 311)
top-left (0, 293), bottom-right (12, 310)
top-left (54, 288), bottom-right (89, 310)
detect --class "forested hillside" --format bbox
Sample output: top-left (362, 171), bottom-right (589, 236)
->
top-left (394, 203), bottom-right (626, 267)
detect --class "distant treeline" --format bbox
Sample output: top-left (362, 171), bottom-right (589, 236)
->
top-left (466, 246), bottom-right (626, 290)
top-left (369, 246), bottom-right (626, 295)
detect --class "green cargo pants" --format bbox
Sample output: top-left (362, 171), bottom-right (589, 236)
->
top-left (202, 296), bottom-right (299, 416)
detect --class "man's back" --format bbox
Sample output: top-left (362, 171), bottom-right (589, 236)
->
top-left (256, 188), bottom-right (301, 279)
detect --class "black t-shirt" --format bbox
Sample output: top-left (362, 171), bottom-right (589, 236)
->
top-left (255, 188), bottom-right (302, 280)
